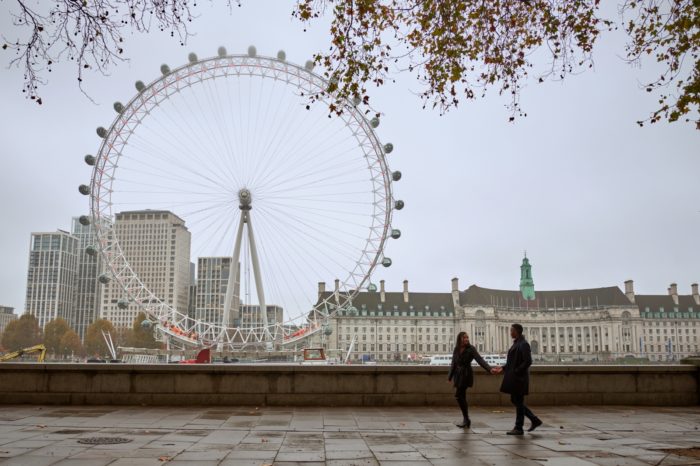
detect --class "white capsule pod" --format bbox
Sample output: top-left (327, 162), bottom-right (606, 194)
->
top-left (188, 52), bottom-right (198, 63)
top-left (160, 64), bottom-right (170, 75)
top-left (98, 273), bottom-right (111, 284)
top-left (84, 154), bottom-right (96, 166)
top-left (392, 171), bottom-right (402, 181)
top-left (96, 127), bottom-right (107, 138)
top-left (217, 46), bottom-right (227, 57)
top-left (277, 50), bottom-right (286, 61)
top-left (382, 257), bottom-right (393, 267)
top-left (78, 184), bottom-right (91, 195)
top-left (78, 215), bottom-right (90, 226)
top-left (247, 45), bottom-right (257, 57)
top-left (113, 102), bottom-right (124, 113)
top-left (135, 81), bottom-right (145, 92)
top-left (394, 200), bottom-right (405, 210)
top-left (384, 143), bottom-right (393, 154)
top-left (370, 117), bottom-right (380, 128)
top-left (323, 323), bottom-right (333, 336)
top-left (117, 298), bottom-right (129, 310)
top-left (141, 319), bottom-right (153, 330)
top-left (85, 245), bottom-right (97, 256)
top-left (352, 96), bottom-right (361, 106)
top-left (368, 283), bottom-right (377, 292)
top-left (305, 60), bottom-right (314, 71)
top-left (390, 229), bottom-right (401, 239)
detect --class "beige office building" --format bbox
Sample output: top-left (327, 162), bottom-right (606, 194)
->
top-left (100, 210), bottom-right (191, 328)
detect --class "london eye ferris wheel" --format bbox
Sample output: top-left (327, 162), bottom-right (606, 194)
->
top-left (78, 46), bottom-right (403, 350)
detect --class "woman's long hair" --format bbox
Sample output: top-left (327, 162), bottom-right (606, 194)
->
top-left (453, 331), bottom-right (467, 354)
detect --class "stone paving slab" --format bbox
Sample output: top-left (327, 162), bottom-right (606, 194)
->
top-left (0, 406), bottom-right (698, 465)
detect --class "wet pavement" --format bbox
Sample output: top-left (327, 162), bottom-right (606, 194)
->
top-left (0, 405), bottom-right (699, 465)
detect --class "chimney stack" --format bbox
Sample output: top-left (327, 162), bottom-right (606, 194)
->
top-left (334, 278), bottom-right (340, 304)
top-left (380, 280), bottom-right (386, 303)
top-left (403, 280), bottom-right (409, 303)
top-left (451, 277), bottom-right (460, 307)
top-left (669, 283), bottom-right (678, 305)
top-left (624, 280), bottom-right (635, 303)
top-left (317, 281), bottom-right (326, 301)
top-left (692, 283), bottom-right (699, 305)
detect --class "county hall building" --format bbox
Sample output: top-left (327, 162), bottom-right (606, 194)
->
top-left (323, 256), bottom-right (700, 363)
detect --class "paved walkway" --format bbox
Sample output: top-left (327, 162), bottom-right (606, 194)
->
top-left (0, 405), bottom-right (699, 465)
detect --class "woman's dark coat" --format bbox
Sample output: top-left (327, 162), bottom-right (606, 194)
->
top-left (499, 336), bottom-right (532, 396)
top-left (448, 345), bottom-right (491, 389)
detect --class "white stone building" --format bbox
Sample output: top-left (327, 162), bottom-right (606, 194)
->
top-left (324, 257), bottom-right (700, 363)
top-left (24, 231), bottom-right (79, 330)
top-left (100, 210), bottom-right (191, 328)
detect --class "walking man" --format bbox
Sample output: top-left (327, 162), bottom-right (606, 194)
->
top-left (496, 323), bottom-right (542, 435)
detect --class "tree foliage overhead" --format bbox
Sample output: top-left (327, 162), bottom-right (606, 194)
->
top-left (295, 0), bottom-right (698, 128)
top-left (2, 0), bottom-right (199, 104)
top-left (1, 0), bottom-right (697, 128)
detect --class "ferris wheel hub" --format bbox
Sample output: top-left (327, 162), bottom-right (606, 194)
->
top-left (238, 188), bottom-right (252, 210)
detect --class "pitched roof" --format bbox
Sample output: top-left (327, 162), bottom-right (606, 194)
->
top-left (460, 285), bottom-right (632, 309)
top-left (317, 291), bottom-right (454, 312)
top-left (635, 294), bottom-right (699, 312)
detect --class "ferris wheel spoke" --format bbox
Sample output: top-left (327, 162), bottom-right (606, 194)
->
top-left (174, 80), bottom-right (243, 188)
top-left (146, 91), bottom-right (237, 189)
top-left (125, 132), bottom-right (234, 192)
top-left (247, 92), bottom-right (314, 189)
top-left (257, 203), bottom-right (368, 250)
top-left (254, 118), bottom-right (353, 192)
top-left (135, 108), bottom-right (231, 185)
top-left (246, 73), bottom-right (280, 184)
top-left (118, 164), bottom-right (231, 194)
top-left (257, 204), bottom-right (362, 265)
top-left (257, 139), bottom-right (364, 194)
top-left (254, 213), bottom-right (344, 302)
top-left (199, 76), bottom-right (244, 188)
top-left (252, 219), bottom-right (305, 313)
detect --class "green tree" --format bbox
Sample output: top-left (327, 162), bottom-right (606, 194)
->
top-left (84, 319), bottom-right (116, 358)
top-left (1, 313), bottom-right (42, 351)
top-left (43, 318), bottom-right (71, 357)
top-left (59, 330), bottom-right (84, 358)
top-left (127, 312), bottom-right (159, 349)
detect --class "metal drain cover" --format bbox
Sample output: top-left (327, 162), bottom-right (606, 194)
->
top-left (77, 437), bottom-right (132, 445)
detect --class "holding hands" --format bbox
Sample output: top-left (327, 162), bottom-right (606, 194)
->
top-left (490, 367), bottom-right (503, 375)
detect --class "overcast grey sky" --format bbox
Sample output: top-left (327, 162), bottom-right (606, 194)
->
top-left (1, 1), bottom-right (698, 314)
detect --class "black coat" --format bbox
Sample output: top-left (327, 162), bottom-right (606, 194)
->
top-left (500, 336), bottom-right (532, 395)
top-left (448, 345), bottom-right (491, 389)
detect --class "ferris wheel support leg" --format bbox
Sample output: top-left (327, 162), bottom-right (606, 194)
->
top-left (245, 213), bottom-right (273, 348)
top-left (220, 213), bottom-right (246, 350)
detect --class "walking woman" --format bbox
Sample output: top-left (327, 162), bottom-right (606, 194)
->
top-left (447, 331), bottom-right (498, 428)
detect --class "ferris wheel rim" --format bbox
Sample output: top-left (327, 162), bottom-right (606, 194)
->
top-left (88, 52), bottom-right (395, 345)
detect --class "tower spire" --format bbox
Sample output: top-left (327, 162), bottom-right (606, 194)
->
top-left (519, 253), bottom-right (535, 301)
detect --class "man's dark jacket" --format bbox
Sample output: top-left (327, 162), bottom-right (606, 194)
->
top-left (448, 345), bottom-right (491, 389)
top-left (499, 336), bottom-right (532, 396)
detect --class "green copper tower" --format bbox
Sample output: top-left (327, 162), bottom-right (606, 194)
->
top-left (519, 253), bottom-right (536, 300)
